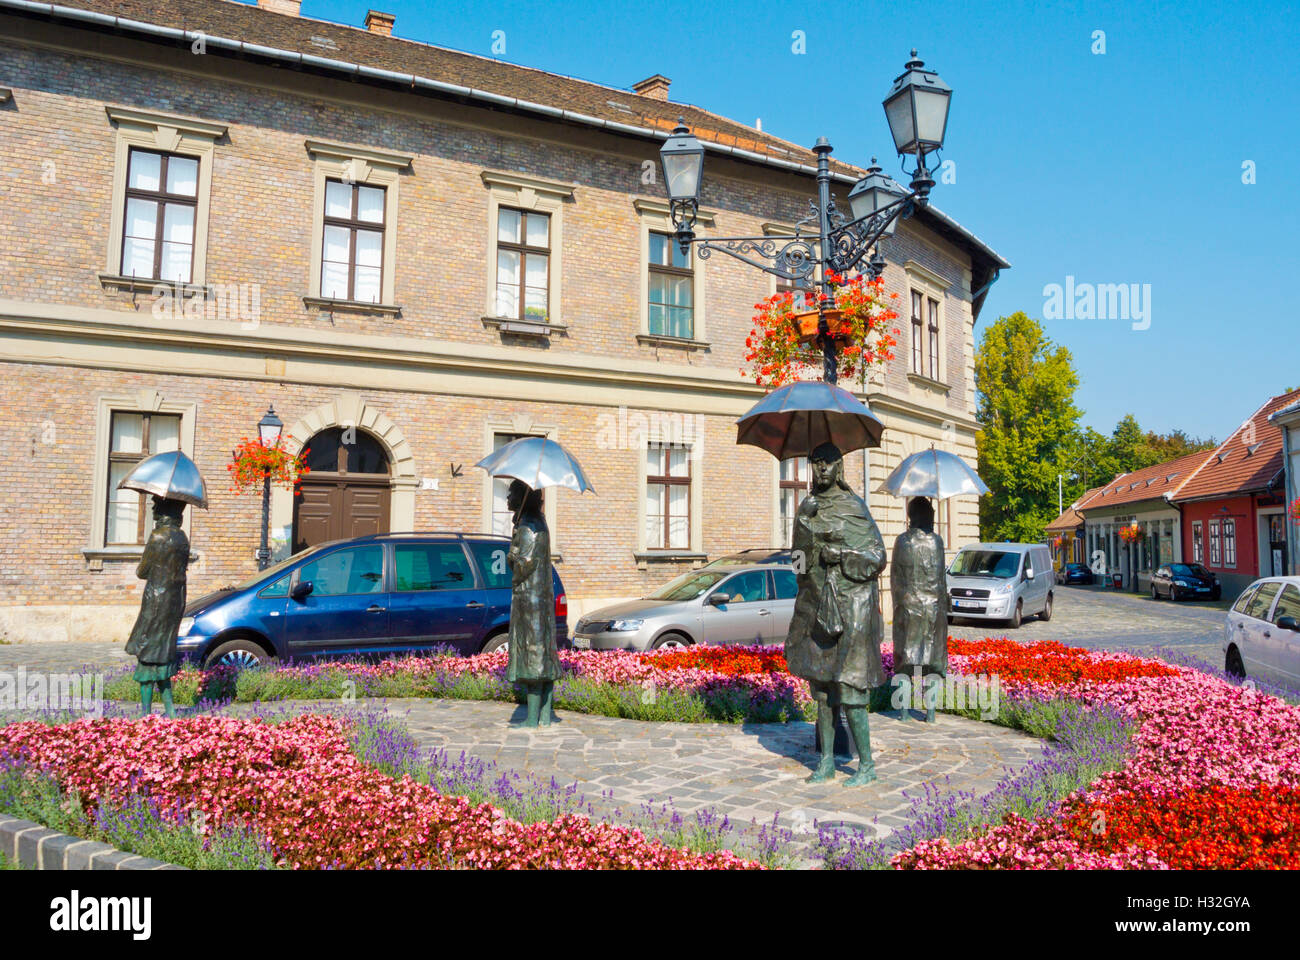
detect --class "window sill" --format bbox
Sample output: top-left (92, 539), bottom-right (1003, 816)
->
top-left (303, 296), bottom-right (402, 316)
top-left (82, 547), bottom-right (145, 561)
top-left (482, 316), bottom-right (566, 338)
top-left (907, 372), bottom-right (949, 392)
top-left (633, 551), bottom-right (708, 563)
top-left (637, 333), bottom-right (711, 351)
top-left (98, 274), bottom-right (209, 296)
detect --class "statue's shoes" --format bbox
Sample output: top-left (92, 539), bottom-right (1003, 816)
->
top-left (844, 765), bottom-right (877, 787)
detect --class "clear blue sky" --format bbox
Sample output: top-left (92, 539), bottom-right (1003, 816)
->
top-left (292, 0), bottom-right (1298, 441)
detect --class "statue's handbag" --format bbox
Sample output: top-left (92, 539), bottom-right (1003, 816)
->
top-left (812, 574), bottom-right (845, 646)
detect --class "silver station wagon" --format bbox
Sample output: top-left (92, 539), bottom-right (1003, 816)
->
top-left (572, 563), bottom-right (798, 651)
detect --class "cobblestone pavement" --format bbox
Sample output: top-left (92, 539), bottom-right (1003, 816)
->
top-left (364, 697), bottom-right (1046, 844)
top-left (946, 583), bottom-right (1228, 666)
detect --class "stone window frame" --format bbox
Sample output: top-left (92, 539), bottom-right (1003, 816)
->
top-left (904, 260), bottom-right (952, 388)
top-left (634, 433), bottom-right (704, 559)
top-left (84, 389), bottom-right (197, 561)
top-left (480, 415), bottom-right (562, 558)
top-left (480, 170), bottom-right (574, 336)
top-left (303, 139), bottom-right (412, 314)
top-left (100, 106), bottom-right (227, 293)
top-left (633, 199), bottom-right (713, 350)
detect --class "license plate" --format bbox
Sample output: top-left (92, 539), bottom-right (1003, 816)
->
top-left (572, 635), bottom-right (591, 649)
top-left (954, 600), bottom-right (982, 609)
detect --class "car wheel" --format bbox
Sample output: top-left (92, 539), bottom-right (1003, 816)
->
top-left (1039, 592), bottom-right (1053, 621)
top-left (481, 631), bottom-right (509, 654)
top-left (1008, 601), bottom-right (1022, 629)
top-left (1212, 588), bottom-right (1222, 601)
top-left (1150, 583), bottom-right (1159, 600)
top-left (1171, 587), bottom-right (1181, 602)
top-left (204, 638), bottom-right (270, 670)
top-left (1225, 646), bottom-right (1246, 681)
top-left (652, 632), bottom-right (692, 650)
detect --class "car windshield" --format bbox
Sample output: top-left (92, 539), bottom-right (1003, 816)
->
top-left (703, 552), bottom-right (786, 567)
top-left (1066, 564), bottom-right (1086, 572)
top-left (949, 550), bottom-right (1021, 579)
top-left (1169, 564), bottom-right (1201, 577)
top-left (647, 569), bottom-right (731, 601)
top-left (229, 545), bottom-right (324, 592)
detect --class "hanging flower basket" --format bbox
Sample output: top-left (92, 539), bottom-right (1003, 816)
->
top-left (227, 437), bottom-right (311, 497)
top-left (1291, 497), bottom-right (1300, 523)
top-left (788, 308), bottom-right (848, 344)
top-left (742, 270), bottom-right (898, 388)
top-left (1118, 525), bottom-right (1146, 544)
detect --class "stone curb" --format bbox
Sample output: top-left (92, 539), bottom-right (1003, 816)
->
top-left (0, 813), bottom-right (187, 870)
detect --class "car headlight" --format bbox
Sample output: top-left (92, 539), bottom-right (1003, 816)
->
top-left (177, 617), bottom-right (195, 637)
top-left (609, 619), bottom-right (644, 632)
top-left (998, 582), bottom-right (1015, 594)
top-left (1174, 580), bottom-right (1189, 587)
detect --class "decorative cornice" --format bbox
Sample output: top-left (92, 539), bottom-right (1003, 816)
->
top-left (479, 169), bottom-right (575, 198)
top-left (632, 198), bottom-right (716, 225)
top-left (104, 104), bottom-right (227, 139)
top-left (304, 138), bottom-right (413, 168)
top-left (903, 259), bottom-right (953, 292)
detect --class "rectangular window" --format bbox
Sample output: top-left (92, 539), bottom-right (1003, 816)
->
top-left (1223, 518), bottom-right (1237, 567)
top-left (495, 207), bottom-right (550, 321)
top-left (105, 411), bottom-right (182, 545)
top-left (910, 290), bottom-right (923, 373)
top-left (1209, 519), bottom-right (1222, 566)
top-left (648, 231), bottom-right (694, 339)
top-left (927, 296), bottom-right (940, 380)
top-left (120, 148), bottom-right (198, 283)
top-left (779, 456), bottom-right (810, 548)
top-left (320, 179), bottom-right (386, 303)
top-left (490, 433), bottom-right (545, 538)
top-left (1192, 521), bottom-right (1203, 562)
top-left (645, 443), bottom-right (691, 550)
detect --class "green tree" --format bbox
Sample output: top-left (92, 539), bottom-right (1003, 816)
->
top-left (975, 313), bottom-right (1082, 541)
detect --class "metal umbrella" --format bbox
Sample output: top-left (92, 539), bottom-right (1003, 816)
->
top-left (473, 436), bottom-right (596, 494)
top-left (116, 450), bottom-right (209, 509)
top-left (881, 447), bottom-right (989, 500)
top-left (736, 380), bottom-right (885, 459)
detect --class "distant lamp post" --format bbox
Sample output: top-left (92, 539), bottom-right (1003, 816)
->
top-left (658, 49), bottom-right (954, 384)
top-left (255, 405), bottom-right (283, 570)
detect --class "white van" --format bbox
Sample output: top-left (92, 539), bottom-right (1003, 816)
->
top-left (946, 542), bottom-right (1054, 629)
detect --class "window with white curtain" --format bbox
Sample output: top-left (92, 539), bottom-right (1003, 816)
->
top-left (645, 443), bottom-right (691, 550)
top-left (106, 411), bottom-right (181, 545)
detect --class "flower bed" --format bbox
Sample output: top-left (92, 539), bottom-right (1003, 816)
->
top-left (891, 645), bottom-right (1300, 869)
top-left (0, 713), bottom-right (757, 870)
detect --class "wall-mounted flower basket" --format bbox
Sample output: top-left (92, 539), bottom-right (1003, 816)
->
top-left (788, 308), bottom-right (848, 345)
top-left (1118, 525), bottom-right (1146, 544)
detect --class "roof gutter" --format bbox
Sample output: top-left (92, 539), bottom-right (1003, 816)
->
top-left (1, 0), bottom-right (1009, 270)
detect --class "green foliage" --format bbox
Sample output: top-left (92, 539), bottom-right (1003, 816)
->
top-left (975, 313), bottom-right (1082, 541)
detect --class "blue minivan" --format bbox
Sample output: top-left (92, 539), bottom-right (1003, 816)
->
top-left (177, 533), bottom-right (568, 668)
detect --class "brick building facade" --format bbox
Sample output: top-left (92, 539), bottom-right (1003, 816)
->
top-left (0, 0), bottom-right (1007, 642)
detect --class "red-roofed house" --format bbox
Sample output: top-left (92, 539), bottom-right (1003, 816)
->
top-left (1045, 486), bottom-right (1102, 569)
top-left (1078, 450), bottom-right (1215, 592)
top-left (1171, 389), bottom-right (1300, 595)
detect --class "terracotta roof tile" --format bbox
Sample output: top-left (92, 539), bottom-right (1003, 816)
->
top-left (24, 0), bottom-right (866, 175)
top-left (1172, 389), bottom-right (1300, 501)
top-left (1046, 486), bottom-right (1104, 530)
top-left (1081, 450), bottom-right (1216, 510)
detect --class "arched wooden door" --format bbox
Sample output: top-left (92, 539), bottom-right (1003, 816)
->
top-left (292, 427), bottom-right (391, 552)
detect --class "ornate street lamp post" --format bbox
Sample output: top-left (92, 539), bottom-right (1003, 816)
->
top-left (255, 405), bottom-right (283, 570)
top-left (658, 50), bottom-right (952, 385)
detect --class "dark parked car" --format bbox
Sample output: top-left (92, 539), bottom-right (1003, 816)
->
top-left (1057, 562), bottom-right (1094, 585)
top-left (1150, 562), bottom-right (1221, 601)
top-left (176, 533), bottom-right (567, 668)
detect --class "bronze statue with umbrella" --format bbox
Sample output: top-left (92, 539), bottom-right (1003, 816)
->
top-left (474, 437), bottom-right (595, 728)
top-left (881, 447), bottom-right (989, 721)
top-left (737, 380), bottom-right (886, 785)
top-left (116, 450), bottom-right (208, 718)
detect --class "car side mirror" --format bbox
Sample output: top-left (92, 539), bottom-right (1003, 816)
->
top-left (1278, 615), bottom-right (1300, 632)
top-left (291, 580), bottom-right (313, 602)
top-left (1024, 568), bottom-right (1034, 581)
top-left (706, 592), bottom-right (727, 607)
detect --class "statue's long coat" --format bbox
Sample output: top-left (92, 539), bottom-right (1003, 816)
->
top-left (506, 510), bottom-right (560, 682)
top-left (785, 485), bottom-right (888, 700)
top-left (891, 527), bottom-right (949, 676)
top-left (125, 520), bottom-right (189, 666)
